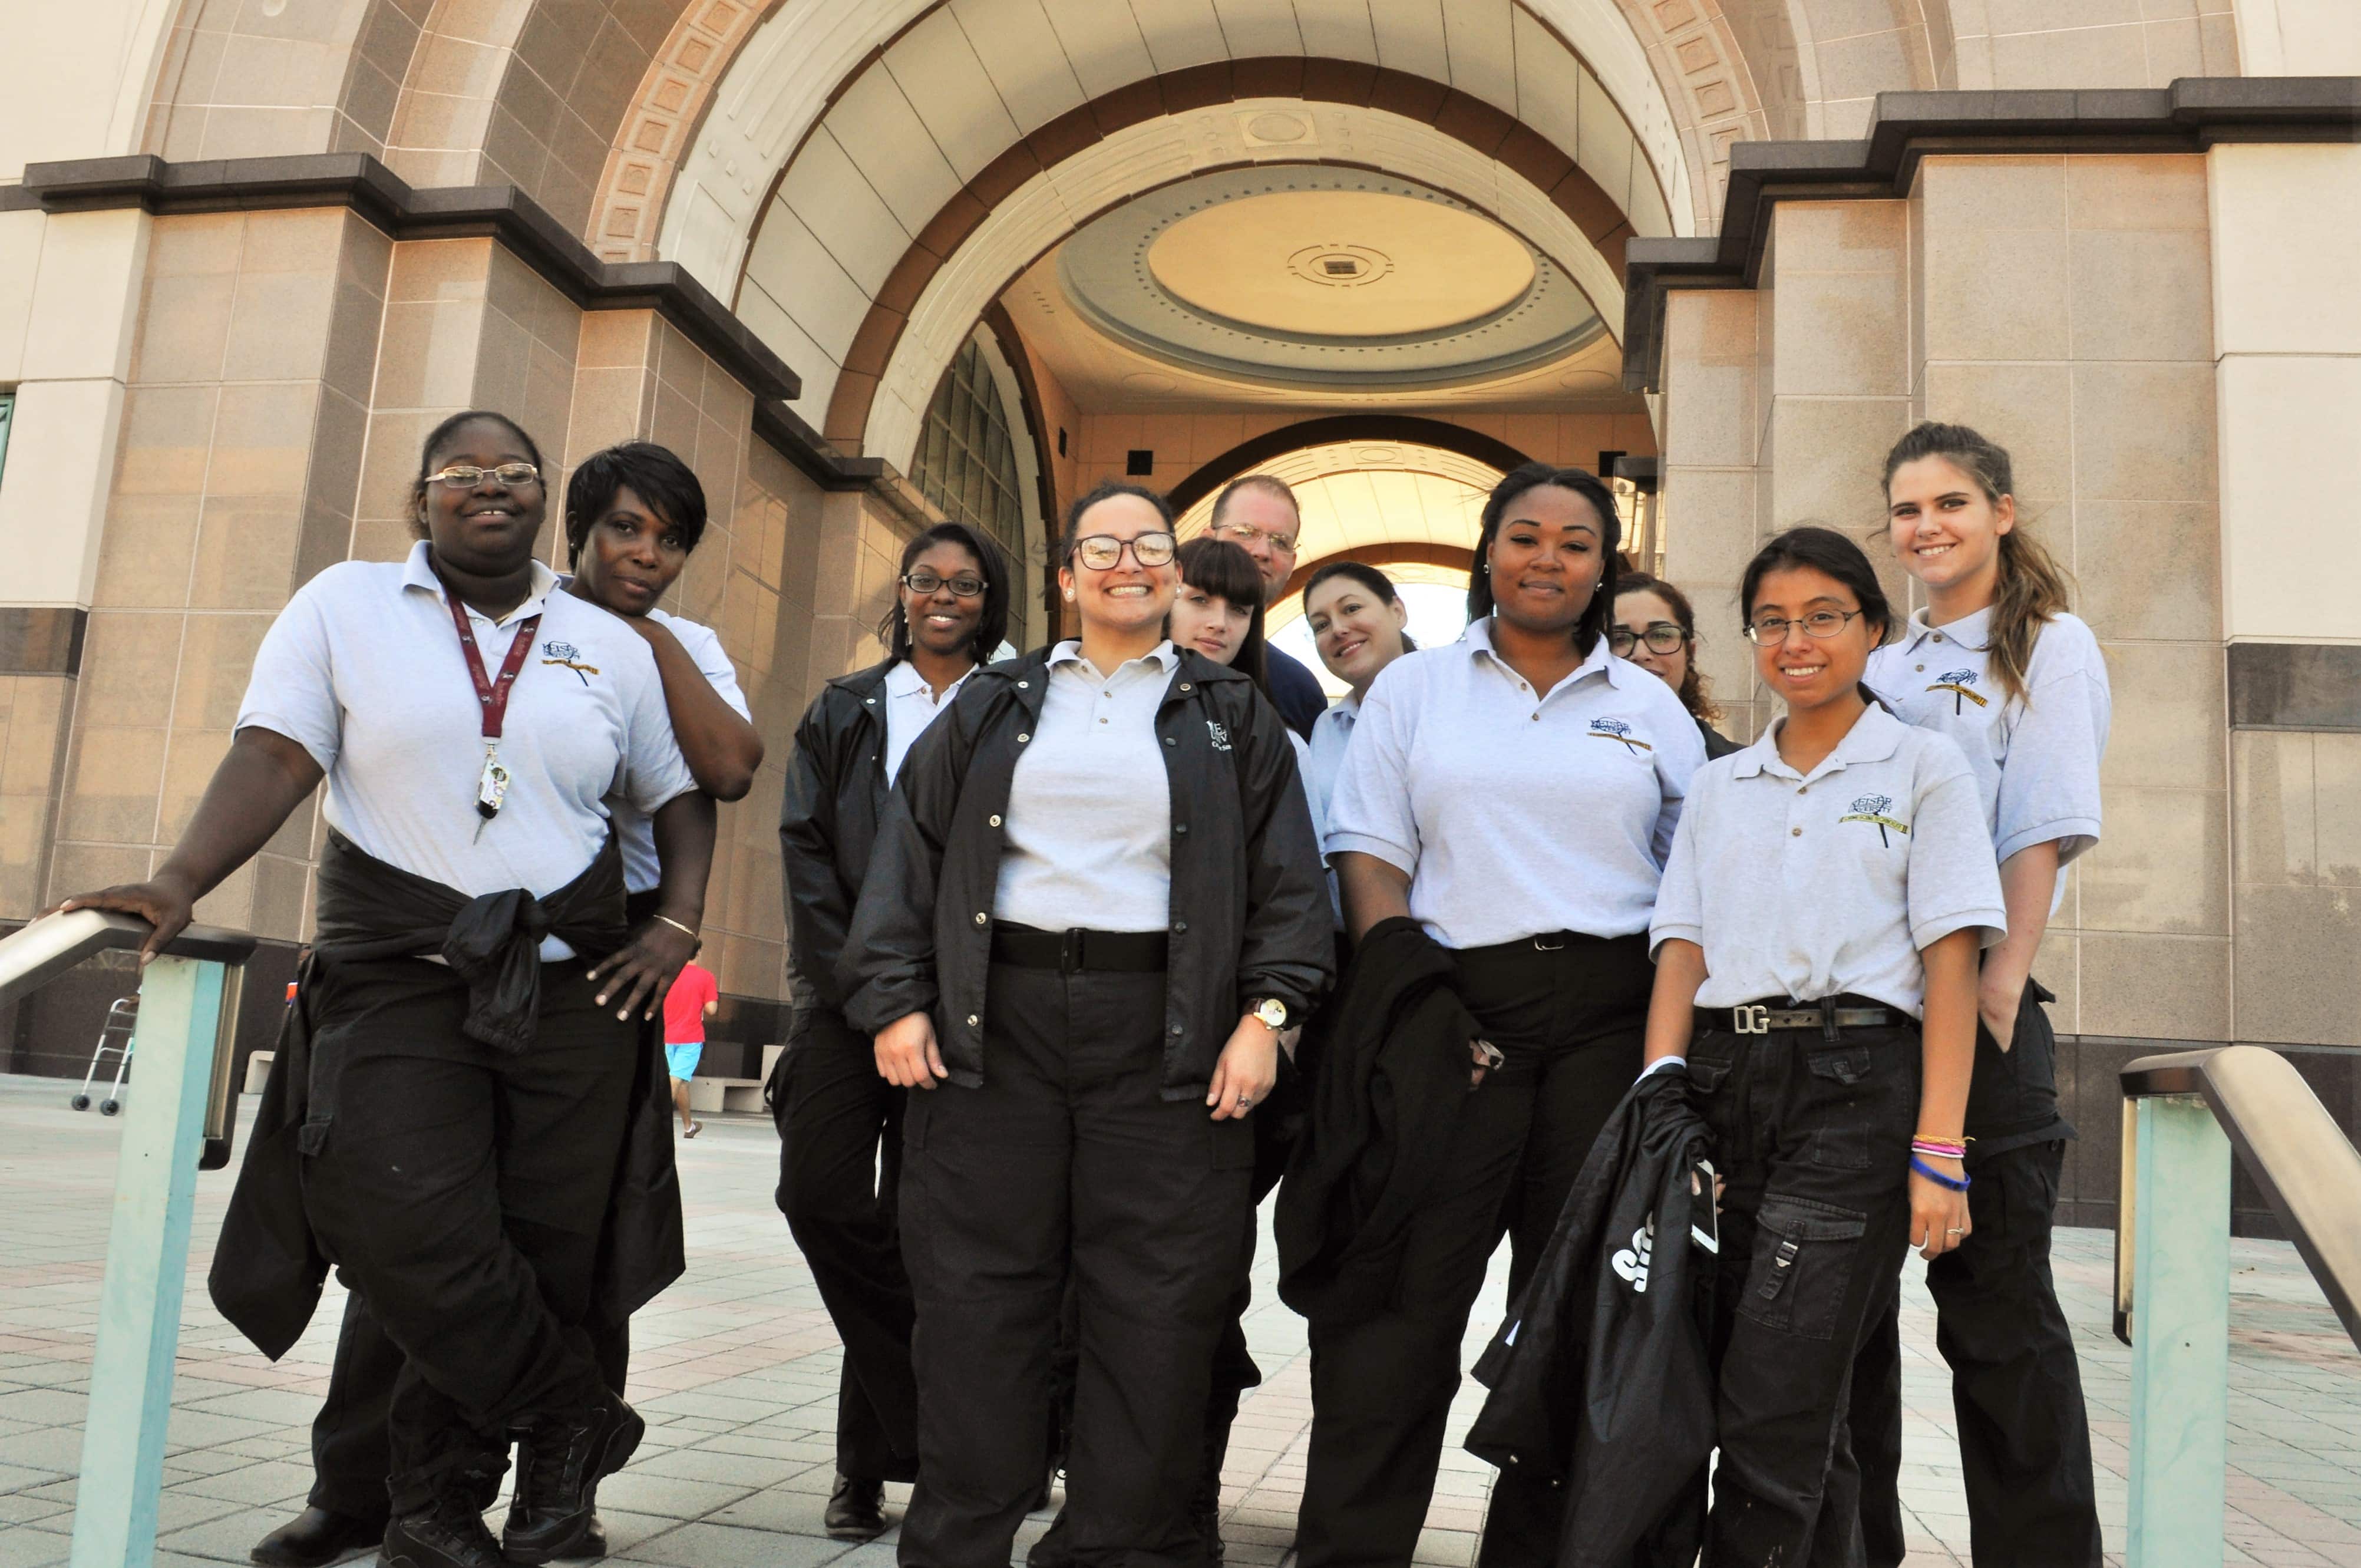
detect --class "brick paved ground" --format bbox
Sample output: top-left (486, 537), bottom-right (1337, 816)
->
top-left (0, 1074), bottom-right (2356, 1567)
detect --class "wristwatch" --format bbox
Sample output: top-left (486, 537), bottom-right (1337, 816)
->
top-left (1247, 996), bottom-right (1289, 1032)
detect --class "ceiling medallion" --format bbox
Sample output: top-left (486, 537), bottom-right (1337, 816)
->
top-left (1057, 166), bottom-right (1605, 392)
top-left (1289, 245), bottom-right (1392, 289)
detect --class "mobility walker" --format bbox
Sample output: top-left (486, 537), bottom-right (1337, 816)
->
top-left (70, 994), bottom-right (139, 1115)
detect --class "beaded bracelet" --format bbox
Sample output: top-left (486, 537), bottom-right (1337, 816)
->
top-left (1909, 1156), bottom-right (1971, 1191)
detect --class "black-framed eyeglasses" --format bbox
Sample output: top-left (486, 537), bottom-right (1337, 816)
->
top-left (1746, 608), bottom-right (1864, 645)
top-left (1610, 622), bottom-right (1688, 657)
top-left (1075, 532), bottom-right (1177, 570)
top-left (425, 463), bottom-right (541, 490)
top-left (902, 569), bottom-right (986, 598)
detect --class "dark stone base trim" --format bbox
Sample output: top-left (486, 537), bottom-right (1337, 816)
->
top-left (2229, 641), bottom-right (2361, 731)
top-left (0, 608), bottom-right (85, 676)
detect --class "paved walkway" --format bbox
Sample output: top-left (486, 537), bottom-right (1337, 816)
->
top-left (0, 1074), bottom-right (2356, 1567)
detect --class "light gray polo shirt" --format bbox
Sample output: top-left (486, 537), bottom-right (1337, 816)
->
top-left (1650, 704), bottom-right (2007, 1018)
top-left (1324, 619), bottom-right (1703, 949)
top-left (883, 658), bottom-right (973, 783)
top-left (1865, 606), bottom-right (2110, 911)
top-left (991, 641), bottom-right (1177, 935)
top-left (608, 605), bottom-right (749, 895)
top-left (237, 543), bottom-right (698, 956)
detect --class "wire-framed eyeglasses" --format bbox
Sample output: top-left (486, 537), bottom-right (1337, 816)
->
top-left (1745, 608), bottom-right (1865, 645)
top-left (1074, 532), bottom-right (1177, 570)
top-left (424, 463), bottom-right (541, 490)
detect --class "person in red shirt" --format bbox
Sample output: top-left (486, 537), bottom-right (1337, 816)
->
top-left (663, 958), bottom-right (720, 1138)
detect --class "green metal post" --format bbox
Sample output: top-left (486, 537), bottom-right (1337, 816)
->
top-left (68, 955), bottom-right (227, 1568)
top-left (2126, 1092), bottom-right (2231, 1568)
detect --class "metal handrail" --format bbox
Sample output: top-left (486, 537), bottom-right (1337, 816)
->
top-left (2113, 1044), bottom-right (2361, 1568)
top-left (0, 910), bottom-right (257, 1167)
top-left (0, 909), bottom-right (259, 1568)
top-left (2116, 1045), bottom-right (2361, 1349)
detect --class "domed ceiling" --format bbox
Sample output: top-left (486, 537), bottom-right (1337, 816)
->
top-left (1056, 166), bottom-right (1609, 394)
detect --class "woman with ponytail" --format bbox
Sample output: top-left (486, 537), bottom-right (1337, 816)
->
top-left (1853, 421), bottom-right (2110, 1568)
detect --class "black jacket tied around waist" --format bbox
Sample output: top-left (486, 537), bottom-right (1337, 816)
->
top-left (208, 830), bottom-right (683, 1360)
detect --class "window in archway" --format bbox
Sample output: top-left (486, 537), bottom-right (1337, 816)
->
top-left (912, 342), bottom-right (1029, 641)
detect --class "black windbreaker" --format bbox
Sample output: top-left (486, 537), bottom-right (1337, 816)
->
top-left (778, 659), bottom-right (894, 1012)
top-left (839, 645), bottom-right (1332, 1100)
top-left (1466, 1069), bottom-right (1718, 1567)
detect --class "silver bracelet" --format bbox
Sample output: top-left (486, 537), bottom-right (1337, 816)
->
top-left (650, 913), bottom-right (699, 940)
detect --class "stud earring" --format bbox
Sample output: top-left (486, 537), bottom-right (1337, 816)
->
top-left (1064, 588), bottom-right (1075, 601)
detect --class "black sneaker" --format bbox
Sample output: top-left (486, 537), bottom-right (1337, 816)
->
top-left (382, 1507), bottom-right (504, 1568)
top-left (823, 1472), bottom-right (887, 1541)
top-left (501, 1397), bottom-right (644, 1564)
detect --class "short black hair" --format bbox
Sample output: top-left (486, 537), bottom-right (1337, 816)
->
top-left (408, 410), bottom-right (543, 536)
top-left (1466, 461), bottom-right (1621, 658)
top-left (563, 441), bottom-right (708, 566)
top-left (877, 521), bottom-right (1012, 666)
top-left (1739, 525), bottom-right (1894, 645)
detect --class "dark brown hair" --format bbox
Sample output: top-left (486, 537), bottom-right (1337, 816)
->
top-left (1881, 421), bottom-right (2072, 705)
top-left (1056, 478), bottom-right (1175, 566)
top-left (1304, 559), bottom-right (1417, 653)
top-left (1173, 537), bottom-right (1270, 695)
top-left (1616, 569), bottom-right (1719, 724)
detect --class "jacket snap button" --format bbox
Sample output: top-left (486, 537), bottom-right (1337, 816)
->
top-left (1180, 682), bottom-right (1191, 691)
top-left (1173, 921), bottom-right (1187, 933)
top-left (1018, 733), bottom-right (1031, 743)
top-left (989, 814), bottom-right (1002, 827)
top-left (967, 1014), bottom-right (979, 1026)
top-left (1174, 823), bottom-right (1188, 834)
top-left (974, 912), bottom-right (988, 925)
top-left (1017, 681), bottom-right (1028, 688)
top-left (1165, 736), bottom-right (1177, 746)
top-left (1170, 1025), bottom-right (1183, 1036)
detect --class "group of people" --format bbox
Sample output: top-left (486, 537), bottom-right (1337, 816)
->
top-left (62, 407), bottom-right (2110, 1568)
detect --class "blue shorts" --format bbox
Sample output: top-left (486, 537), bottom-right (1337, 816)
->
top-left (663, 1043), bottom-right (702, 1081)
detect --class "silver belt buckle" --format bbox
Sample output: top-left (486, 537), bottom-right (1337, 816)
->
top-left (1532, 933), bottom-right (1565, 952)
top-left (1733, 1003), bottom-right (1771, 1035)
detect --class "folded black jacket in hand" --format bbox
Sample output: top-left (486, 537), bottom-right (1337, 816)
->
top-left (1466, 1068), bottom-right (1718, 1568)
top-left (1276, 916), bottom-right (1485, 1326)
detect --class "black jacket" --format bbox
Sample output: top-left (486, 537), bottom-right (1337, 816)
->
top-left (1275, 916), bottom-right (1486, 1324)
top-left (780, 659), bottom-right (895, 1012)
top-left (1698, 717), bottom-right (1743, 761)
top-left (1465, 1069), bottom-right (1717, 1567)
top-left (1264, 644), bottom-right (1329, 741)
top-left (207, 831), bottom-right (683, 1359)
top-left (840, 645), bottom-right (1331, 1100)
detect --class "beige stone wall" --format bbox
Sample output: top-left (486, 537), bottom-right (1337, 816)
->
top-left (1657, 153), bottom-right (2232, 1047)
top-left (25, 209), bottom-right (848, 1009)
top-left (1947, 0), bottom-right (2240, 90)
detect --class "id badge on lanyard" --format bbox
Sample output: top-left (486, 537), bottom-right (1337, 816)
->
top-left (444, 587), bottom-right (542, 839)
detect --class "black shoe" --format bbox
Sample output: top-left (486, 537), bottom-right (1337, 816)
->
top-left (250, 1507), bottom-right (387, 1568)
top-left (502, 1397), bottom-right (644, 1565)
top-left (382, 1509), bottom-right (504, 1568)
top-left (550, 1516), bottom-right (607, 1561)
top-left (823, 1473), bottom-right (887, 1541)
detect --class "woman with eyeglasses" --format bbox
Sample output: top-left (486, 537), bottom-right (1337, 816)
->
top-left (1303, 463), bottom-right (1703, 1566)
top-left (774, 521), bottom-right (1011, 1542)
top-left (1642, 526), bottom-right (1999, 1566)
top-left (842, 480), bottom-right (1330, 1566)
top-left (68, 410), bottom-right (711, 1568)
top-left (1614, 569), bottom-right (1741, 760)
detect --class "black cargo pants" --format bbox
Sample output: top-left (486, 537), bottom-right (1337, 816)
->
top-left (1686, 1014), bottom-right (1922, 1568)
top-left (772, 1002), bottom-right (921, 1483)
top-left (1849, 981), bottom-right (2100, 1568)
top-left (896, 962), bottom-right (1254, 1568)
top-left (299, 956), bottom-right (636, 1513)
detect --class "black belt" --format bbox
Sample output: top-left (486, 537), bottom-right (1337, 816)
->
top-left (990, 922), bottom-right (1168, 973)
top-left (1699, 995), bottom-right (1903, 1037)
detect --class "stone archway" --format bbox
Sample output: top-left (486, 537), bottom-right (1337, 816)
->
top-left (1169, 415), bottom-right (1533, 514)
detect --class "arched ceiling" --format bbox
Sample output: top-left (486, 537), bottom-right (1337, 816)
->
top-left (664, 0), bottom-right (1698, 303)
top-left (1174, 439), bottom-right (1501, 567)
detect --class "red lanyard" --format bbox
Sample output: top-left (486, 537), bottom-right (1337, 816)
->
top-left (443, 587), bottom-right (541, 741)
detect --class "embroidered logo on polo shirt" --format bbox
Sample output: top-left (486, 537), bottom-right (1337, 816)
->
top-left (540, 639), bottom-right (599, 685)
top-left (1205, 720), bottom-right (1233, 751)
top-left (1840, 793), bottom-right (1911, 847)
top-left (1587, 717), bottom-right (1652, 754)
top-left (1927, 668), bottom-right (1987, 714)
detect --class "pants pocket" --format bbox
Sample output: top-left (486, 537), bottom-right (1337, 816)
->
top-left (1736, 1193), bottom-right (1869, 1342)
top-left (1802, 1042), bottom-right (1875, 1169)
